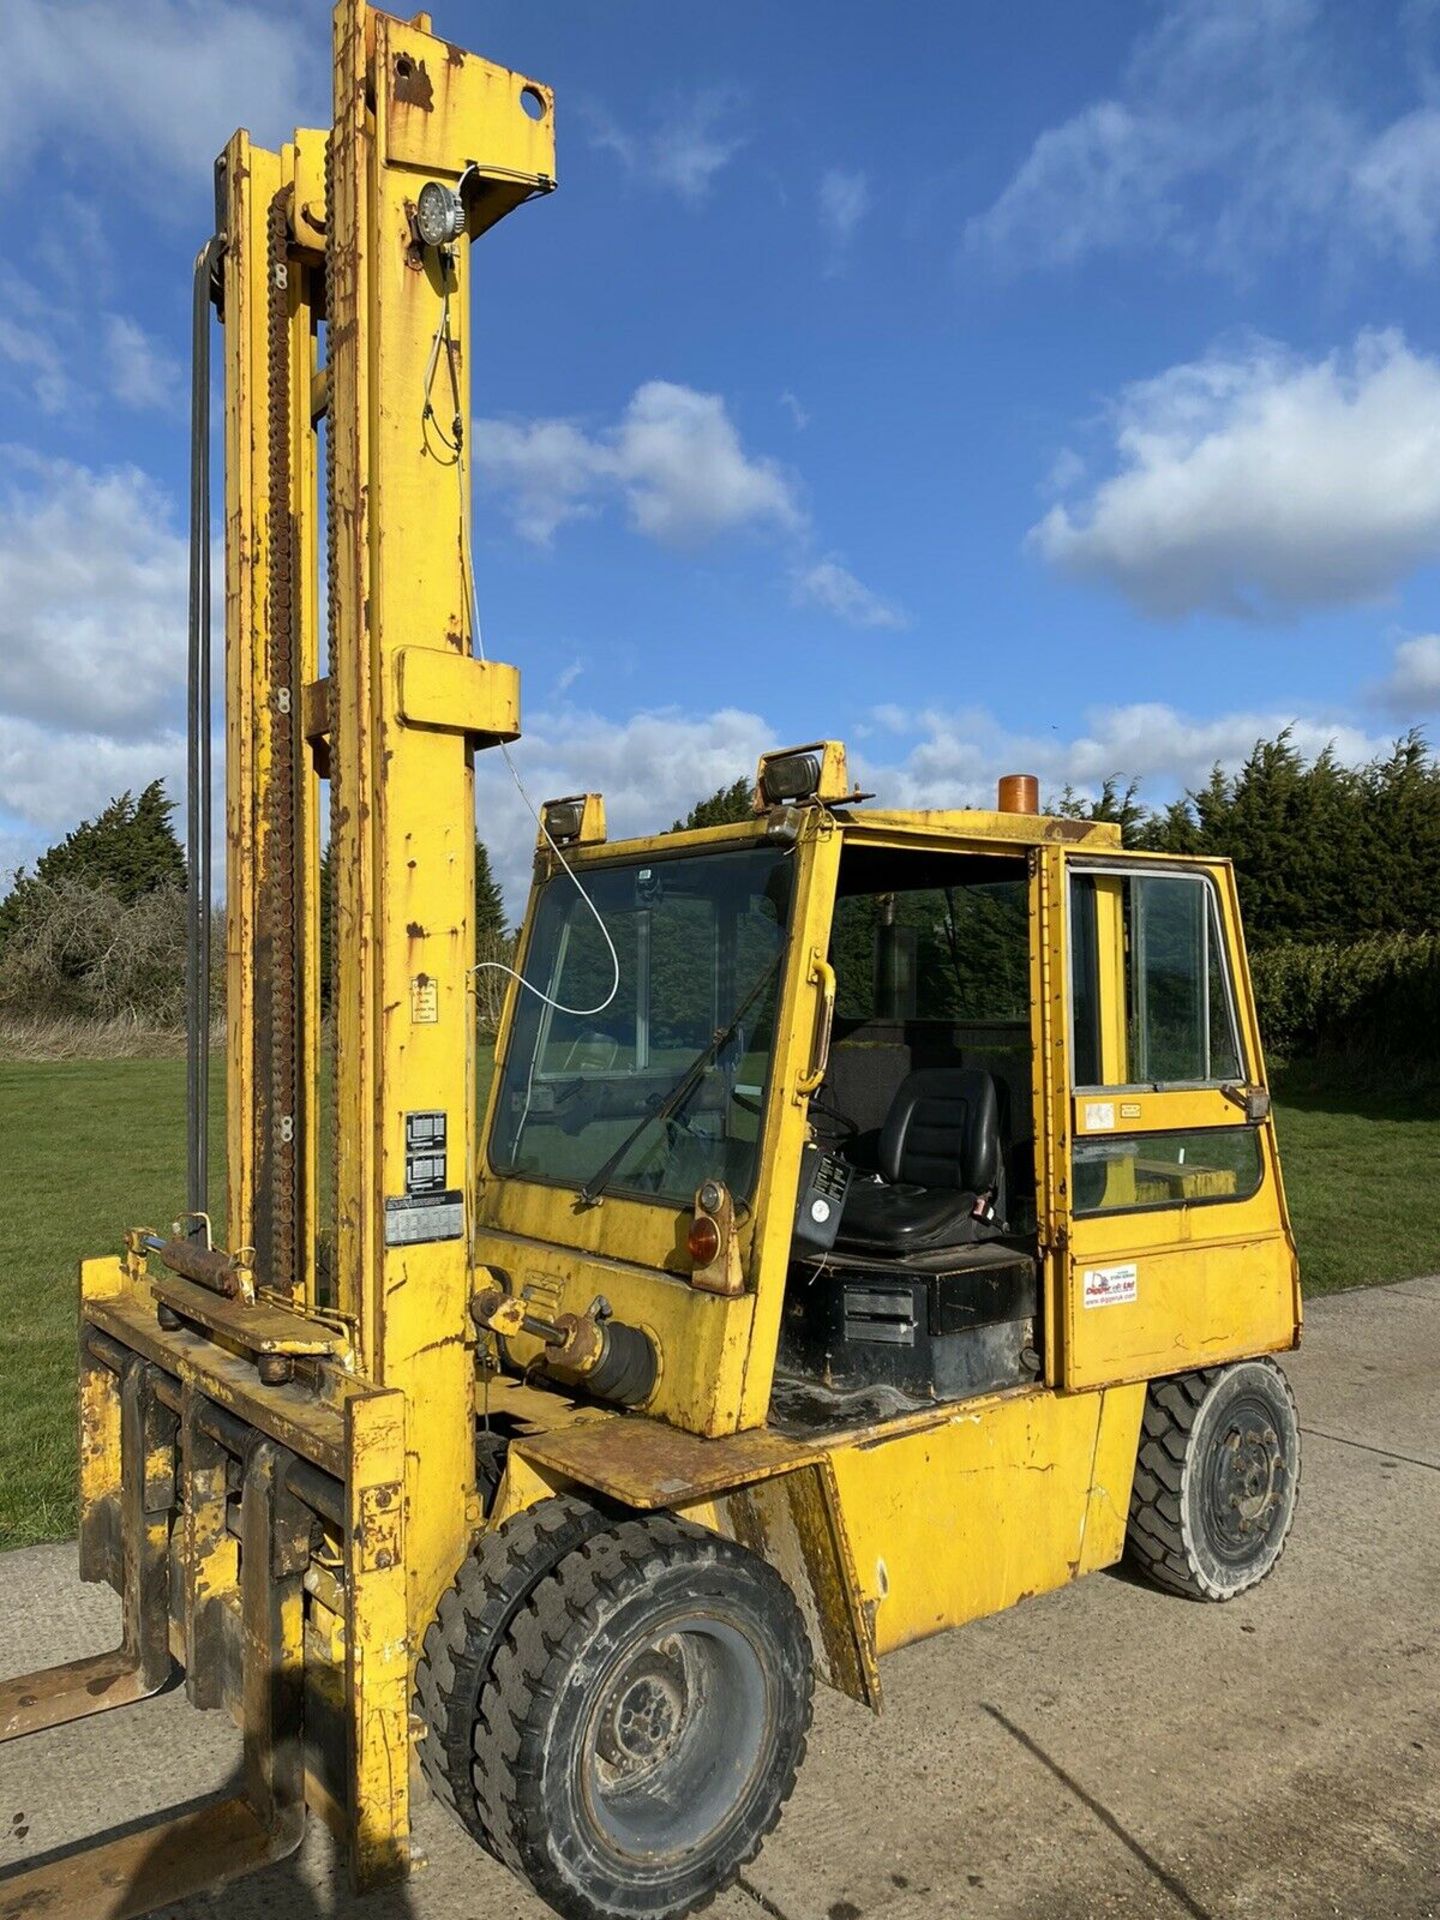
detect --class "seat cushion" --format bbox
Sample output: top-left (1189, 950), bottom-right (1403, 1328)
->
top-left (879, 1068), bottom-right (1000, 1193)
top-left (835, 1179), bottom-right (986, 1255)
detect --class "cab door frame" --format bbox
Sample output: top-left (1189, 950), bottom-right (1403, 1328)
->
top-left (1034, 845), bottom-right (1301, 1393)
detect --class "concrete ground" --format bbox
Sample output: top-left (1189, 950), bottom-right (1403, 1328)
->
top-left (1, 1279), bottom-right (1436, 1920)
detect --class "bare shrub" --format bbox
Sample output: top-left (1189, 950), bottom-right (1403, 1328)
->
top-left (473, 926), bottom-right (517, 1037)
top-left (0, 876), bottom-right (189, 1024)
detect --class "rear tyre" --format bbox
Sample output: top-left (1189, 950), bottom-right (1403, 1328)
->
top-left (474, 1513), bottom-right (813, 1920)
top-left (1126, 1359), bottom-right (1300, 1601)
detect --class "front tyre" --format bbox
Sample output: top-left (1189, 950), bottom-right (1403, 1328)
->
top-left (1126, 1359), bottom-right (1300, 1601)
top-left (474, 1513), bottom-right (813, 1920)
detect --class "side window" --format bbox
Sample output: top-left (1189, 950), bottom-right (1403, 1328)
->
top-left (1070, 870), bottom-right (1243, 1089)
top-left (1073, 1127), bottom-right (1264, 1216)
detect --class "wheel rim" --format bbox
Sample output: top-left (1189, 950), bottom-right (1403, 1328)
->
top-left (577, 1608), bottom-right (773, 1865)
top-left (1202, 1389), bottom-right (1291, 1567)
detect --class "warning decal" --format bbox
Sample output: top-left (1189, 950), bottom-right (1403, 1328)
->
top-left (1082, 1262), bottom-right (1138, 1309)
top-left (404, 1110), bottom-right (448, 1196)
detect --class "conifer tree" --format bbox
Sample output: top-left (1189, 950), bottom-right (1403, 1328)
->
top-left (670, 779), bottom-right (754, 832)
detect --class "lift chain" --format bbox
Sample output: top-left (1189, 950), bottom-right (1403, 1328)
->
top-left (257, 182), bottom-right (300, 1297)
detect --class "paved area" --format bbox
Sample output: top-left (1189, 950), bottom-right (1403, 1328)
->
top-left (1, 1280), bottom-right (1436, 1920)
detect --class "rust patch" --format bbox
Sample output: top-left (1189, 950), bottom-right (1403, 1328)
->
top-left (392, 52), bottom-right (434, 110)
top-left (1044, 817), bottom-right (1104, 843)
top-left (443, 39), bottom-right (466, 66)
top-left (406, 921), bottom-right (426, 939)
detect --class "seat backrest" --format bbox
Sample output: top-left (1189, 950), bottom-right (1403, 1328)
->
top-left (878, 1067), bottom-right (1000, 1193)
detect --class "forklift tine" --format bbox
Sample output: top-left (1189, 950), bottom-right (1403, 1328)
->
top-left (0, 1792), bottom-right (304, 1920)
top-left (0, 1649), bottom-right (161, 1745)
top-left (2, 1357), bottom-right (176, 1746)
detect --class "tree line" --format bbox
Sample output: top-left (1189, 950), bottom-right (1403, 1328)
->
top-left (2, 731), bottom-right (1436, 1060)
top-left (0, 782), bottom-right (512, 1031)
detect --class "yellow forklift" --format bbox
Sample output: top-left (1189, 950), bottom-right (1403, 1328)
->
top-left (0, 6), bottom-right (1303, 1918)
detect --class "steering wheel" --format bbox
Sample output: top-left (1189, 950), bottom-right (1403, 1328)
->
top-left (805, 1090), bottom-right (859, 1145)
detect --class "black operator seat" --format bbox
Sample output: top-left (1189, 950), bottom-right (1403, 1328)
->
top-left (834, 1067), bottom-right (1003, 1256)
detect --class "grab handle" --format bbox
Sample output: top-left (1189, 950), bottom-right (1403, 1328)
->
top-left (796, 953), bottom-right (836, 1097)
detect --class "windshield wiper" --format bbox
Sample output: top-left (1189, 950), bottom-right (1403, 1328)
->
top-left (576, 950), bottom-right (784, 1208)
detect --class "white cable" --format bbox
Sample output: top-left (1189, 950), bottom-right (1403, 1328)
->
top-left (422, 273), bottom-right (620, 1020)
top-left (481, 741), bottom-right (621, 1018)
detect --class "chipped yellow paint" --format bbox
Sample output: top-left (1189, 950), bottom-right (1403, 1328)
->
top-left (326, 0), bottom-right (553, 1657)
top-left (48, 5), bottom-right (1307, 1907)
top-left (474, 810), bottom-right (844, 1437)
top-left (825, 1385), bottom-right (1143, 1656)
top-left (344, 1388), bottom-right (410, 1888)
top-left (1054, 853), bottom-right (1302, 1390)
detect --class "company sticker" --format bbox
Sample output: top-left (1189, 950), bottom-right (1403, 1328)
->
top-left (1083, 1262), bottom-right (1138, 1308)
top-left (1120, 1101), bottom-right (1142, 1120)
top-left (1083, 1100), bottom-right (1115, 1131)
top-left (410, 975), bottom-right (439, 1024)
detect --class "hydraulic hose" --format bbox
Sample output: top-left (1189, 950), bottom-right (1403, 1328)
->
top-left (186, 235), bottom-right (224, 1226)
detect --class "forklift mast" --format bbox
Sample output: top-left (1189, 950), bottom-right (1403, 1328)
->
top-left (0, 3), bottom-right (554, 1909)
top-left (219, 1), bottom-right (550, 1628)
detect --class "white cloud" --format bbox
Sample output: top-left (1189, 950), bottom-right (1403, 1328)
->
top-left (0, 273), bottom-right (179, 419)
top-left (588, 89), bottom-right (746, 204)
top-left (0, 272), bottom-right (71, 414)
top-left (792, 558), bottom-right (906, 630)
top-left (620, 384), bottom-right (801, 544)
top-left (0, 715), bottom-right (187, 848)
top-left (472, 417), bottom-right (605, 546)
top-left (864, 701), bottom-right (1392, 814)
top-left (1032, 329), bottom-right (1440, 617)
top-left (819, 167), bottom-right (872, 266)
top-left (474, 381), bottom-right (902, 626)
top-left (778, 390), bottom-right (810, 431)
top-left (965, 0), bottom-right (1440, 274)
top-left (0, 315), bottom-right (70, 416)
top-left (1369, 634), bottom-right (1440, 717)
top-left (0, 0), bottom-right (314, 205)
top-left (0, 452), bottom-right (187, 734)
top-left (474, 381), bottom-right (803, 548)
top-left (476, 704), bottom-right (774, 903)
top-left (1351, 108), bottom-right (1440, 266)
top-left (104, 315), bottom-right (182, 412)
top-left (472, 692), bottom-right (1401, 912)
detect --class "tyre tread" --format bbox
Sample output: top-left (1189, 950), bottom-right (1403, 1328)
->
top-left (1125, 1359), bottom-right (1300, 1601)
top-left (415, 1495), bottom-right (616, 1847)
top-left (474, 1511), bottom-right (813, 1919)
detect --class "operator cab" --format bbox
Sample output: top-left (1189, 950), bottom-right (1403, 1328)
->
top-left (772, 844), bottom-right (1042, 1432)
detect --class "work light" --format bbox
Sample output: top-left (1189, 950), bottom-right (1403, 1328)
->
top-left (542, 798), bottom-right (585, 844)
top-left (416, 180), bottom-right (466, 247)
top-left (758, 750), bottom-right (820, 806)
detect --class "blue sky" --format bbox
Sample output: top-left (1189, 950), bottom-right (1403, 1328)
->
top-left (3, 0), bottom-right (1440, 905)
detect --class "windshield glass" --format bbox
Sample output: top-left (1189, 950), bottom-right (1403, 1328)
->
top-left (488, 844), bottom-right (795, 1205)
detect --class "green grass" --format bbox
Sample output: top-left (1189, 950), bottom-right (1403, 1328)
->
top-left (1269, 1062), bottom-right (1440, 1292)
top-left (1, 1053), bottom-right (1435, 1549)
top-left (0, 1056), bottom-right (225, 1550)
